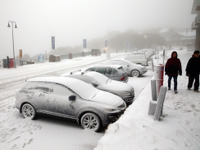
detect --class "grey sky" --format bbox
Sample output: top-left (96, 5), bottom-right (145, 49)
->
top-left (0, 0), bottom-right (196, 60)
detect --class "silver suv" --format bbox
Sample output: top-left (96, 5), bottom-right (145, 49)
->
top-left (15, 77), bottom-right (126, 132)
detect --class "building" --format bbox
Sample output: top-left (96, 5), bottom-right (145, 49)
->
top-left (192, 0), bottom-right (200, 49)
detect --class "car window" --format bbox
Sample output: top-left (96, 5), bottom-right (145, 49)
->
top-left (105, 68), bottom-right (112, 75)
top-left (69, 80), bottom-right (97, 99)
top-left (96, 67), bottom-right (106, 74)
top-left (50, 83), bottom-right (73, 96)
top-left (87, 67), bottom-right (96, 71)
top-left (25, 82), bottom-right (53, 93)
top-left (118, 67), bottom-right (125, 73)
top-left (112, 68), bottom-right (117, 74)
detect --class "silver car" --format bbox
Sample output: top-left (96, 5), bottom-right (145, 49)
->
top-left (15, 77), bottom-right (126, 132)
top-left (62, 71), bottom-right (135, 105)
top-left (84, 65), bottom-right (128, 82)
top-left (103, 59), bottom-right (148, 77)
top-left (124, 52), bottom-right (148, 66)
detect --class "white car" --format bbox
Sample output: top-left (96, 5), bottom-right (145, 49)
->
top-left (103, 59), bottom-right (148, 77)
top-left (15, 77), bottom-right (126, 132)
top-left (62, 71), bottom-right (135, 105)
top-left (124, 52), bottom-right (148, 66)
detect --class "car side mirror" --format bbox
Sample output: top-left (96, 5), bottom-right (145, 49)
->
top-left (69, 95), bottom-right (76, 101)
top-left (92, 81), bottom-right (99, 87)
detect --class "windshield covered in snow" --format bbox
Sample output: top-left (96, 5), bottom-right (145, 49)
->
top-left (89, 73), bottom-right (110, 84)
top-left (69, 80), bottom-right (97, 99)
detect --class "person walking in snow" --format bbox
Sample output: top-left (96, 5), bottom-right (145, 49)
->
top-left (186, 50), bottom-right (200, 92)
top-left (165, 51), bottom-right (182, 93)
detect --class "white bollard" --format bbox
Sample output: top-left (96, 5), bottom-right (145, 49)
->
top-left (154, 64), bottom-right (164, 96)
top-left (151, 79), bottom-right (157, 101)
top-left (154, 86), bottom-right (167, 120)
top-left (148, 100), bottom-right (157, 115)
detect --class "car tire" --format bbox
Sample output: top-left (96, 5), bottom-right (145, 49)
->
top-left (21, 103), bottom-right (36, 120)
top-left (131, 70), bottom-right (140, 77)
top-left (81, 113), bottom-right (101, 132)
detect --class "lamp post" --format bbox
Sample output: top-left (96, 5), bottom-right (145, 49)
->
top-left (7, 20), bottom-right (17, 68)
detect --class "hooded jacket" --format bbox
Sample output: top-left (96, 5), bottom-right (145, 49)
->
top-left (186, 54), bottom-right (200, 76)
top-left (165, 51), bottom-right (182, 76)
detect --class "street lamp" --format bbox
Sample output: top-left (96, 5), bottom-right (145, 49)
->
top-left (7, 20), bottom-right (18, 68)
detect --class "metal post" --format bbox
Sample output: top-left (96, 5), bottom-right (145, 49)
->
top-left (12, 23), bottom-right (16, 68)
top-left (8, 20), bottom-right (17, 68)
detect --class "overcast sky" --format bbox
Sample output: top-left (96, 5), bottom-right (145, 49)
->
top-left (0, 0), bottom-right (196, 60)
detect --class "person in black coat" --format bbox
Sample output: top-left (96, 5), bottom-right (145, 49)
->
top-left (165, 51), bottom-right (182, 93)
top-left (186, 50), bottom-right (200, 92)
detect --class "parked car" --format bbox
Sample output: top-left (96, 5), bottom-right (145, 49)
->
top-left (84, 65), bottom-right (128, 82)
top-left (102, 59), bottom-right (148, 77)
top-left (124, 52), bottom-right (148, 66)
top-left (62, 71), bottom-right (135, 105)
top-left (91, 49), bottom-right (101, 56)
top-left (15, 77), bottom-right (126, 132)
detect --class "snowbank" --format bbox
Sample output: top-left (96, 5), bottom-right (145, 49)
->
top-left (94, 49), bottom-right (200, 150)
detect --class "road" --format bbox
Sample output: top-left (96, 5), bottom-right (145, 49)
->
top-left (0, 53), bottom-right (154, 150)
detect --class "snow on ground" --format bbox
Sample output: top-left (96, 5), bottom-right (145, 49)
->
top-left (0, 52), bottom-right (152, 150)
top-left (0, 53), bottom-right (125, 150)
top-left (1, 50), bottom-right (199, 150)
top-left (94, 49), bottom-right (200, 150)
top-left (0, 54), bottom-right (123, 84)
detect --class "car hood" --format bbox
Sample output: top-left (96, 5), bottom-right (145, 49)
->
top-left (106, 80), bottom-right (132, 91)
top-left (89, 90), bottom-right (124, 107)
top-left (97, 80), bottom-right (134, 99)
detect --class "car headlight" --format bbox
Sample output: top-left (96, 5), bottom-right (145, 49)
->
top-left (105, 107), bottom-right (118, 112)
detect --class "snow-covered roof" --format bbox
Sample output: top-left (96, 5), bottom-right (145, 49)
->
top-left (27, 76), bottom-right (81, 87)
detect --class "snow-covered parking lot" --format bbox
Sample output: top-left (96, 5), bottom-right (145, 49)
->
top-left (1, 50), bottom-right (199, 150)
top-left (0, 53), bottom-right (153, 150)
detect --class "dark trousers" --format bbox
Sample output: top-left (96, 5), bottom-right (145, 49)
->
top-left (188, 74), bottom-right (199, 90)
top-left (168, 76), bottom-right (177, 90)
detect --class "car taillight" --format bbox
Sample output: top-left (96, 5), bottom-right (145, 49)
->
top-left (120, 76), bottom-right (125, 81)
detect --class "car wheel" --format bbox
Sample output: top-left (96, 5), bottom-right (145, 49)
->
top-left (131, 70), bottom-right (140, 77)
top-left (81, 113), bottom-right (101, 132)
top-left (21, 103), bottom-right (36, 120)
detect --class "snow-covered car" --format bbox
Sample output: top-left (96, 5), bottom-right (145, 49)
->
top-left (124, 52), bottom-right (148, 66)
top-left (91, 49), bottom-right (101, 56)
top-left (102, 59), bottom-right (148, 77)
top-left (15, 77), bottom-right (126, 132)
top-left (62, 71), bottom-right (135, 105)
top-left (84, 65), bottom-right (128, 82)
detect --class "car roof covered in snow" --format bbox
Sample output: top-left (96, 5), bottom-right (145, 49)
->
top-left (27, 76), bottom-right (84, 87)
top-left (91, 64), bottom-right (123, 69)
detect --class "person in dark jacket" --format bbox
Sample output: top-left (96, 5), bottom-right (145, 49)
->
top-left (186, 50), bottom-right (200, 92)
top-left (165, 51), bottom-right (182, 93)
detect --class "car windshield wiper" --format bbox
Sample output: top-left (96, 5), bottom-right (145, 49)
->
top-left (91, 93), bottom-right (96, 99)
top-left (106, 79), bottom-right (110, 84)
